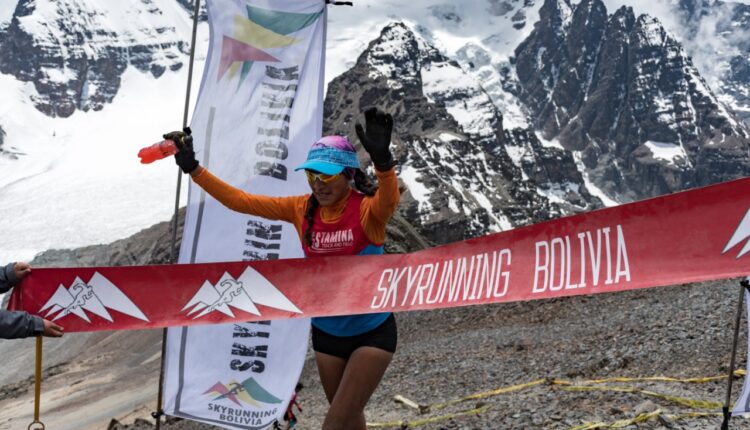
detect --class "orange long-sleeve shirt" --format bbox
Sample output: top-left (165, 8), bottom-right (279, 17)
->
top-left (191, 167), bottom-right (400, 244)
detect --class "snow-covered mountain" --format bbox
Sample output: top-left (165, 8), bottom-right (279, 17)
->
top-left (1, 2), bottom-right (749, 427)
top-left (0, 0), bottom-right (193, 117)
top-left (672, 0), bottom-right (750, 125)
top-left (514, 0), bottom-right (750, 201)
top-left (325, 22), bottom-right (600, 243)
top-left (0, 0), bottom-right (204, 264)
top-left (0, 0), bottom-right (748, 263)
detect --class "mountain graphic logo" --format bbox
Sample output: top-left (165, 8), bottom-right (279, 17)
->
top-left (205, 377), bottom-right (282, 407)
top-left (724, 208), bottom-right (750, 259)
top-left (217, 4), bottom-right (323, 83)
top-left (182, 267), bottom-right (302, 319)
top-left (39, 272), bottom-right (149, 323)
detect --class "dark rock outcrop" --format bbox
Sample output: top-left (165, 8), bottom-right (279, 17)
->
top-left (0, 0), bottom-right (189, 118)
top-left (325, 22), bottom-right (600, 244)
top-left (175, 0), bottom-right (208, 21)
top-left (515, 0), bottom-right (750, 201)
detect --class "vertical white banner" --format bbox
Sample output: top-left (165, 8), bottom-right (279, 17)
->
top-left (732, 280), bottom-right (750, 416)
top-left (163, 1), bottom-right (326, 428)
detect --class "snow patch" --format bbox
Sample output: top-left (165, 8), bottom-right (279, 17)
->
top-left (643, 140), bottom-right (687, 166)
top-left (535, 132), bottom-right (565, 149)
top-left (399, 165), bottom-right (432, 213)
top-left (572, 151), bottom-right (619, 207)
top-left (536, 182), bottom-right (580, 205)
top-left (504, 144), bottom-right (526, 168)
top-left (0, 60), bottom-right (205, 263)
top-left (0, 0), bottom-right (14, 29)
top-left (41, 67), bottom-right (77, 84)
top-left (438, 132), bottom-right (461, 142)
top-left (422, 62), bottom-right (497, 138)
top-left (469, 190), bottom-right (508, 232)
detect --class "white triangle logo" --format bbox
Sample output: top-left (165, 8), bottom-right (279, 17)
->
top-left (724, 208), bottom-right (750, 259)
top-left (39, 272), bottom-right (149, 323)
top-left (182, 267), bottom-right (302, 319)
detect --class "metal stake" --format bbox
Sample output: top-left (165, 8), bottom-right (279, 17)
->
top-left (154, 1), bottom-right (202, 428)
top-left (722, 277), bottom-right (750, 430)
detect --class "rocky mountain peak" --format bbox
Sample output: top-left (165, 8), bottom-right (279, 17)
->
top-left (514, 0), bottom-right (750, 201)
top-left (566, 0), bottom-right (608, 58)
top-left (0, 0), bottom-right (189, 118)
top-left (632, 14), bottom-right (669, 47)
top-left (326, 21), bottom-right (600, 244)
top-left (669, 0), bottom-right (750, 125)
top-left (610, 5), bottom-right (635, 30)
top-left (359, 21), bottom-right (446, 93)
top-left (537, 0), bottom-right (574, 32)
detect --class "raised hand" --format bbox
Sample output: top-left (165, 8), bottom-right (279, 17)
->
top-left (355, 107), bottom-right (396, 171)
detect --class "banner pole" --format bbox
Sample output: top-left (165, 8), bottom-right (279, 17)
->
top-left (153, 1), bottom-right (202, 428)
top-left (721, 277), bottom-right (750, 430)
top-left (28, 336), bottom-right (44, 430)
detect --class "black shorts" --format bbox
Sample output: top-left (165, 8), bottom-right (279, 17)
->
top-left (312, 314), bottom-right (397, 359)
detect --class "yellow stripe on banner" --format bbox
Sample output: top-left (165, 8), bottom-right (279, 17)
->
top-left (227, 62), bottom-right (241, 80)
top-left (233, 15), bottom-right (299, 49)
top-left (368, 405), bottom-right (490, 429)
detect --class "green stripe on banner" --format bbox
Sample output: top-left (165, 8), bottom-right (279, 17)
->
top-left (239, 60), bottom-right (254, 87)
top-left (246, 5), bottom-right (323, 35)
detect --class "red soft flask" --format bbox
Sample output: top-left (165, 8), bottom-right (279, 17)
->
top-left (138, 139), bottom-right (178, 164)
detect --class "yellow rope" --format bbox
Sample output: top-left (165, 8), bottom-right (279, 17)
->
top-left (381, 370), bottom-right (737, 429)
top-left (368, 405), bottom-right (490, 428)
top-left (569, 410), bottom-right (663, 430)
top-left (568, 410), bottom-right (723, 429)
top-left (558, 384), bottom-right (723, 409)
top-left (582, 369), bottom-right (746, 385)
top-left (430, 379), bottom-right (547, 411)
top-left (391, 371), bottom-right (733, 416)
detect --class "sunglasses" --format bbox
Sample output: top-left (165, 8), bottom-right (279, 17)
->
top-left (305, 170), bottom-right (341, 185)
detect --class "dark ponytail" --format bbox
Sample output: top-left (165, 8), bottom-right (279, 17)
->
top-left (303, 195), bottom-right (319, 246)
top-left (353, 168), bottom-right (378, 196)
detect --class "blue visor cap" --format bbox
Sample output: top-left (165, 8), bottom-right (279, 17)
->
top-left (294, 147), bottom-right (361, 175)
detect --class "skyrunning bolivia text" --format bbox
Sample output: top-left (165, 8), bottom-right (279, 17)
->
top-left (370, 224), bottom-right (631, 309)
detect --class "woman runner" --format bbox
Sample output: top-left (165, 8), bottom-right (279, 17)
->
top-left (164, 107), bottom-right (400, 430)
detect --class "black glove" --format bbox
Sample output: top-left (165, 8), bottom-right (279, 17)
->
top-left (355, 107), bottom-right (396, 171)
top-left (163, 127), bottom-right (199, 174)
